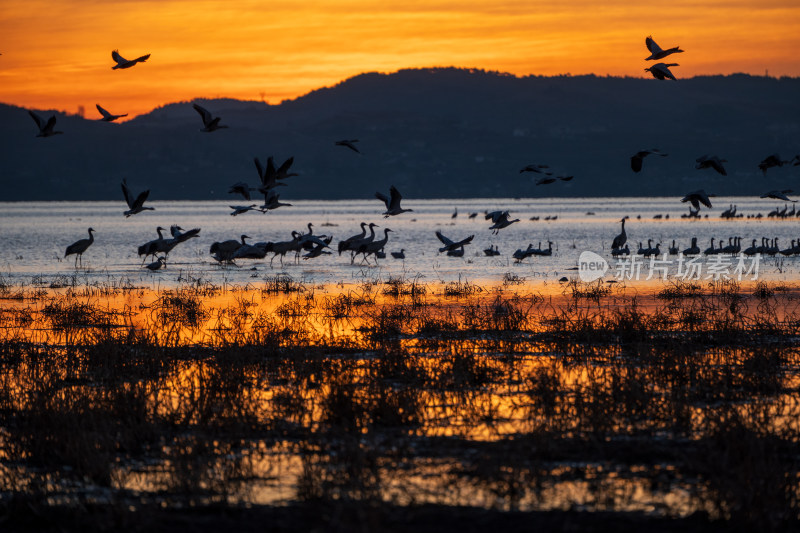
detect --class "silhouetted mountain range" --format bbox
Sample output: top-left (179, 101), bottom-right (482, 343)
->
top-left (1, 68), bottom-right (799, 201)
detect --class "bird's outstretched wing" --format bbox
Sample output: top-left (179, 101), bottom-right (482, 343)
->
top-left (121, 179), bottom-right (134, 208)
top-left (630, 154), bottom-right (644, 172)
top-left (132, 189), bottom-right (150, 210)
top-left (277, 157), bottom-right (295, 177)
top-left (193, 103), bottom-right (212, 126)
top-left (254, 157), bottom-right (265, 181)
top-left (375, 191), bottom-right (390, 209)
top-left (43, 116), bottom-right (57, 132)
top-left (388, 185), bottom-right (403, 210)
top-left (133, 54), bottom-right (150, 63)
top-left (645, 36), bottom-right (663, 55)
top-left (112, 50), bottom-right (127, 63)
top-left (435, 231), bottom-right (454, 247)
top-left (28, 110), bottom-right (45, 129)
top-left (96, 104), bottom-right (111, 119)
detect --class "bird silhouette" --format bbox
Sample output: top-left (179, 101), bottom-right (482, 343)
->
top-left (644, 36), bottom-right (683, 60)
top-left (111, 49), bottom-right (150, 69)
top-left (681, 189), bottom-right (714, 210)
top-left (630, 149), bottom-right (667, 172)
top-left (95, 104), bottom-right (127, 122)
top-left (645, 63), bottom-right (679, 80)
top-left (435, 230), bottom-right (474, 253)
top-left (695, 155), bottom-right (727, 176)
top-left (376, 185), bottom-right (413, 217)
top-left (192, 103), bottom-right (227, 132)
top-left (761, 190), bottom-right (795, 202)
top-left (65, 228), bottom-right (95, 266)
top-left (335, 139), bottom-right (360, 153)
top-left (121, 178), bottom-right (155, 217)
top-left (28, 111), bottom-right (63, 137)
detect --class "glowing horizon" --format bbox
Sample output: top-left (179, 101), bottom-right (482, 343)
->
top-left (1, 0), bottom-right (799, 120)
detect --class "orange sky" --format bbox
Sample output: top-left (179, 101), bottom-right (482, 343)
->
top-left (1, 0), bottom-right (798, 120)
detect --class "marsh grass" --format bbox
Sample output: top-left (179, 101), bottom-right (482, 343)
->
top-left (1, 280), bottom-right (800, 531)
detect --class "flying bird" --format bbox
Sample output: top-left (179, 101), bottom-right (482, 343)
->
top-left (485, 210), bottom-right (519, 234)
top-left (95, 104), bottom-right (127, 122)
top-left (65, 228), bottom-right (95, 266)
top-left (536, 177), bottom-right (557, 185)
top-left (644, 63), bottom-right (679, 81)
top-left (28, 111), bottom-right (63, 137)
top-left (435, 230), bottom-right (474, 253)
top-left (644, 36), bottom-right (684, 61)
top-left (761, 190), bottom-right (796, 202)
top-left (228, 181), bottom-right (255, 200)
top-left (681, 189), bottom-right (714, 210)
top-left (261, 190), bottom-right (292, 211)
top-left (758, 154), bottom-right (789, 175)
top-left (519, 164), bottom-right (550, 174)
top-left (375, 185), bottom-right (413, 217)
top-left (121, 178), bottom-right (155, 217)
top-left (230, 204), bottom-right (261, 216)
top-left (695, 155), bottom-right (727, 176)
top-left (111, 49), bottom-right (150, 69)
top-left (335, 139), bottom-right (360, 153)
top-left (630, 149), bottom-right (668, 172)
top-left (192, 103), bottom-right (227, 132)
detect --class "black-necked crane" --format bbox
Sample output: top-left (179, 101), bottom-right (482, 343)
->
top-left (645, 63), bottom-right (679, 80)
top-left (65, 228), bottom-right (95, 267)
top-left (192, 103), bottom-right (227, 132)
top-left (95, 104), bottom-right (127, 122)
top-left (29, 110), bottom-right (63, 137)
top-left (121, 178), bottom-right (155, 217)
top-left (376, 185), bottom-right (413, 217)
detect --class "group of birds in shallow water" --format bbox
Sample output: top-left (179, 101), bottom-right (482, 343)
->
top-left (14, 44), bottom-right (798, 271)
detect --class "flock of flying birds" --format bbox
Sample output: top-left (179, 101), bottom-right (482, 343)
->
top-left (16, 43), bottom-right (800, 271)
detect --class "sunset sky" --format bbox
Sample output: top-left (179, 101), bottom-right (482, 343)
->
top-left (1, 0), bottom-right (798, 120)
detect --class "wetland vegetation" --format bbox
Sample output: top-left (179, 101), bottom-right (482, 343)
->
top-left (0, 274), bottom-right (798, 531)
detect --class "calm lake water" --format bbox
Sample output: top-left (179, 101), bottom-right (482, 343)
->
top-left (2, 197), bottom-right (800, 287)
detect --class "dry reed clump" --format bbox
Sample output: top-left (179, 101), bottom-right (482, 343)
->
top-left (443, 277), bottom-right (483, 298)
top-left (262, 274), bottom-right (306, 294)
top-left (382, 275), bottom-right (427, 298)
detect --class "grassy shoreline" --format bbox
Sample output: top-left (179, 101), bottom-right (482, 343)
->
top-left (1, 276), bottom-right (799, 530)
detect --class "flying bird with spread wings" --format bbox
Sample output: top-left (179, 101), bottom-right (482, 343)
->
top-left (28, 111), bottom-right (63, 137)
top-left (95, 104), bottom-right (128, 122)
top-left (192, 103), bottom-right (228, 132)
top-left (111, 49), bottom-right (150, 69)
top-left (644, 36), bottom-right (683, 61)
top-left (375, 185), bottom-right (413, 217)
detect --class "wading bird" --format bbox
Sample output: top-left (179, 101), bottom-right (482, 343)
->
top-left (695, 155), bottom-right (727, 175)
top-left (65, 228), bottom-right (95, 266)
top-left (630, 149), bottom-right (668, 172)
top-left (95, 104), bottom-right (127, 122)
top-left (145, 257), bottom-right (166, 271)
top-left (121, 178), bottom-right (155, 217)
top-left (645, 63), bottom-right (679, 80)
top-left (611, 217), bottom-right (628, 250)
top-left (192, 103), bottom-right (227, 132)
top-left (644, 36), bottom-right (683, 60)
top-left (111, 49), bottom-right (150, 69)
top-left (28, 111), bottom-right (63, 137)
top-left (376, 185), bottom-right (413, 217)
top-left (335, 139), bottom-right (360, 153)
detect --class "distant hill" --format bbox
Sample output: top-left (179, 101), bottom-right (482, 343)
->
top-left (1, 68), bottom-right (799, 201)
